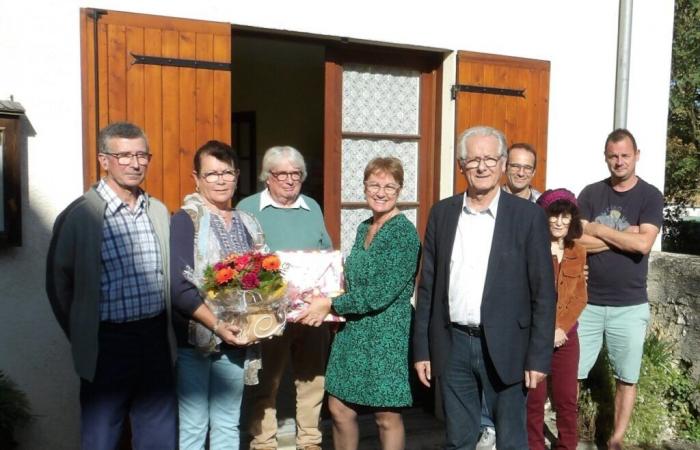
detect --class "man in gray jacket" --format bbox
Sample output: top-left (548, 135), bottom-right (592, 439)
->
top-left (46, 122), bottom-right (177, 449)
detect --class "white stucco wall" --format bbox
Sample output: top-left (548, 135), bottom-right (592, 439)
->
top-left (0, 1), bottom-right (674, 448)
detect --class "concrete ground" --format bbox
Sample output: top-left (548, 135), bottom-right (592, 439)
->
top-left (276, 407), bottom-right (600, 450)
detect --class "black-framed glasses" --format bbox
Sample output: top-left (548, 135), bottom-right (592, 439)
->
top-left (364, 182), bottom-right (401, 196)
top-left (549, 215), bottom-right (572, 225)
top-left (459, 156), bottom-right (502, 170)
top-left (201, 170), bottom-right (238, 183)
top-left (507, 163), bottom-right (535, 174)
top-left (270, 171), bottom-right (302, 182)
top-left (102, 152), bottom-right (152, 166)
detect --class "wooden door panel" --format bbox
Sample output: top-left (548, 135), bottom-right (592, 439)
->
top-left (81, 9), bottom-right (231, 212)
top-left (454, 51), bottom-right (550, 194)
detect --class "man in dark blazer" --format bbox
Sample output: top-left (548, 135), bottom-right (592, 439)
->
top-left (413, 125), bottom-right (556, 449)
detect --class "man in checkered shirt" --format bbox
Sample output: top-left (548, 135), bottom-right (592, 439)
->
top-left (47, 122), bottom-right (177, 449)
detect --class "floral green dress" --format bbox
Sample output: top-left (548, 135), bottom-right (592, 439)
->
top-left (325, 213), bottom-right (420, 407)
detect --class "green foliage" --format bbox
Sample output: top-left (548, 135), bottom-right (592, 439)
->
top-left (665, 0), bottom-right (700, 254)
top-left (0, 371), bottom-right (32, 449)
top-left (668, 0), bottom-right (700, 146)
top-left (578, 334), bottom-right (700, 446)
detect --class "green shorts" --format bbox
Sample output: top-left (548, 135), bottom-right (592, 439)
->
top-left (577, 303), bottom-right (650, 384)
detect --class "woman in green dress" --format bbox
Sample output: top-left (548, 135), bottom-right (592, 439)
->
top-left (299, 156), bottom-right (420, 450)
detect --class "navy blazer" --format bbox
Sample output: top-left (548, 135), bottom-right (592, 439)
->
top-left (413, 191), bottom-right (556, 386)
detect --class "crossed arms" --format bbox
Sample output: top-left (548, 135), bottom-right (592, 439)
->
top-left (578, 221), bottom-right (659, 255)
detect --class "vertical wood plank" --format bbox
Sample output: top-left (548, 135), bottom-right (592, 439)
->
top-left (468, 62), bottom-right (485, 128)
top-left (212, 34), bottom-right (231, 144)
top-left (195, 33), bottom-right (214, 148)
top-left (125, 25), bottom-right (146, 190)
top-left (179, 31), bottom-right (197, 204)
top-left (107, 23), bottom-right (127, 123)
top-left (492, 63), bottom-right (508, 140)
top-left (81, 9), bottom-right (98, 189)
top-left (323, 56), bottom-right (342, 248)
top-left (125, 26), bottom-right (145, 128)
top-left (161, 29), bottom-right (181, 212)
top-left (97, 22), bottom-right (110, 181)
top-left (481, 64), bottom-right (496, 127)
top-left (502, 65), bottom-right (518, 145)
top-left (144, 27), bottom-right (163, 201)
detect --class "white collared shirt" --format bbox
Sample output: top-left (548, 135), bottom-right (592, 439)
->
top-left (259, 188), bottom-right (310, 211)
top-left (448, 188), bottom-right (500, 326)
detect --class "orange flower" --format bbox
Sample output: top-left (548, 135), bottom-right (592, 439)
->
top-left (261, 255), bottom-right (281, 271)
top-left (215, 267), bottom-right (236, 285)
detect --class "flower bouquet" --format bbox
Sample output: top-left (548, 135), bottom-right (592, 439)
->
top-left (185, 251), bottom-right (288, 352)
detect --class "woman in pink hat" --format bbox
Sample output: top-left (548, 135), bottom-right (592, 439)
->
top-left (527, 188), bottom-right (588, 450)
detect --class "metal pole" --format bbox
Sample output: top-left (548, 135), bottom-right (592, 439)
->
top-left (614, 0), bottom-right (633, 129)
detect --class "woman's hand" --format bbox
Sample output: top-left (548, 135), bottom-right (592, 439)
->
top-left (296, 296), bottom-right (332, 327)
top-left (554, 327), bottom-right (568, 348)
top-left (213, 322), bottom-right (243, 346)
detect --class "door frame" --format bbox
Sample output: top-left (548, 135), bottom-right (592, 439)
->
top-left (323, 45), bottom-right (443, 246)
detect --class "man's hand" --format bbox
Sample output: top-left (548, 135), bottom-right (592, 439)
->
top-left (524, 370), bottom-right (546, 389)
top-left (414, 361), bottom-right (432, 387)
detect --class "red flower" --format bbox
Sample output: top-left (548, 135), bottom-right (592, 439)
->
top-left (234, 254), bottom-right (251, 271)
top-left (241, 272), bottom-right (260, 290)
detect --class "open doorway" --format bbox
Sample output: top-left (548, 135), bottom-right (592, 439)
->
top-left (231, 31), bottom-right (325, 206)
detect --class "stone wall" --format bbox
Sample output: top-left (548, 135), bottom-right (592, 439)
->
top-left (648, 252), bottom-right (700, 382)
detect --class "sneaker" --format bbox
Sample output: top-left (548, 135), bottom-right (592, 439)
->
top-left (476, 426), bottom-right (496, 450)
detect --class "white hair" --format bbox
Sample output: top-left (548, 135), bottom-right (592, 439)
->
top-left (258, 146), bottom-right (308, 182)
top-left (456, 126), bottom-right (507, 160)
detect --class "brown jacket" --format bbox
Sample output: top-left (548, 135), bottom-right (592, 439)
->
top-left (553, 242), bottom-right (588, 332)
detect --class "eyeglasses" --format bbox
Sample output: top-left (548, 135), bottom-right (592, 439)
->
top-left (459, 156), bottom-right (502, 170)
top-left (507, 163), bottom-right (535, 174)
top-left (102, 152), bottom-right (152, 166)
top-left (364, 182), bottom-right (401, 196)
top-left (270, 171), bottom-right (302, 182)
top-left (201, 170), bottom-right (238, 183)
top-left (549, 215), bottom-right (572, 225)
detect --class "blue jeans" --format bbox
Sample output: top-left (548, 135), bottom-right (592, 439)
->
top-left (177, 347), bottom-right (246, 450)
top-left (440, 328), bottom-right (527, 450)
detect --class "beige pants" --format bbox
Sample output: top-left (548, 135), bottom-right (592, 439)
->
top-left (249, 322), bottom-right (330, 449)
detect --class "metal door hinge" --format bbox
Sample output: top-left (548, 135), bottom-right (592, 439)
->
top-left (451, 84), bottom-right (525, 100)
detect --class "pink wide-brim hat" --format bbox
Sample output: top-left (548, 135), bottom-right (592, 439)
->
top-left (536, 188), bottom-right (577, 209)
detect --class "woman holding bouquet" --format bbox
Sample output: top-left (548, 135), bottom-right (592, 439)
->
top-left (526, 188), bottom-right (587, 450)
top-left (170, 140), bottom-right (265, 450)
top-left (300, 157), bottom-right (420, 450)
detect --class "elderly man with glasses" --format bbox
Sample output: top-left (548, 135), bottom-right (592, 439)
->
top-left (413, 126), bottom-right (555, 450)
top-left (502, 143), bottom-right (541, 203)
top-left (46, 121), bottom-right (177, 449)
top-left (237, 146), bottom-right (332, 450)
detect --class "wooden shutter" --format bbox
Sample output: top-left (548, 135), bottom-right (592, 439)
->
top-left (80, 9), bottom-right (231, 212)
top-left (453, 51), bottom-right (550, 194)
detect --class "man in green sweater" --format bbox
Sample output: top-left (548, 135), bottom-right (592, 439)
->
top-left (238, 146), bottom-right (331, 450)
